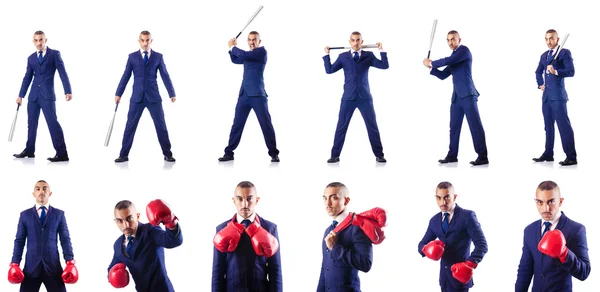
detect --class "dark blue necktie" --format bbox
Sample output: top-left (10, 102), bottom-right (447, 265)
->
top-left (126, 236), bottom-right (134, 256)
top-left (353, 52), bottom-right (359, 62)
top-left (331, 220), bottom-right (338, 229)
top-left (143, 51), bottom-right (148, 64)
top-left (542, 222), bottom-right (551, 237)
top-left (38, 51), bottom-right (43, 64)
top-left (441, 212), bottom-right (449, 233)
top-left (39, 206), bottom-right (47, 223)
top-left (547, 50), bottom-right (553, 62)
top-left (241, 219), bottom-right (251, 228)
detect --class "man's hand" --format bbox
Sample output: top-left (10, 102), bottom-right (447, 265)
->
top-left (423, 58), bottom-right (432, 68)
top-left (171, 97), bottom-right (176, 103)
top-left (115, 96), bottom-right (121, 104)
top-left (65, 94), bottom-right (72, 101)
top-left (547, 65), bottom-right (557, 75)
top-left (324, 46), bottom-right (330, 54)
top-left (228, 38), bottom-right (237, 49)
top-left (539, 85), bottom-right (545, 91)
top-left (377, 42), bottom-right (383, 51)
top-left (16, 97), bottom-right (22, 105)
top-left (325, 230), bottom-right (337, 250)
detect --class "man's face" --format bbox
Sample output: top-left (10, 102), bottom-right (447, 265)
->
top-left (545, 32), bottom-right (559, 50)
top-left (323, 187), bottom-right (349, 217)
top-left (247, 33), bottom-right (261, 50)
top-left (33, 34), bottom-right (47, 51)
top-left (233, 187), bottom-right (259, 218)
top-left (435, 188), bottom-right (456, 212)
top-left (32, 181), bottom-right (52, 205)
top-left (535, 189), bottom-right (563, 221)
top-left (349, 34), bottom-right (363, 51)
top-left (447, 33), bottom-right (461, 50)
top-left (114, 206), bottom-right (140, 236)
top-left (138, 34), bottom-right (152, 51)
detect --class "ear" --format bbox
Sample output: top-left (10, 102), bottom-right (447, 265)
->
top-left (136, 213), bottom-right (140, 220)
top-left (360, 39), bottom-right (364, 44)
top-left (453, 194), bottom-right (458, 200)
top-left (344, 196), bottom-right (351, 206)
top-left (255, 196), bottom-right (261, 204)
top-left (559, 197), bottom-right (564, 206)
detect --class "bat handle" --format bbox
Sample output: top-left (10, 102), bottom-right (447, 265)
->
top-left (235, 32), bottom-right (242, 39)
top-left (329, 47), bottom-right (344, 50)
top-left (114, 103), bottom-right (119, 111)
top-left (427, 51), bottom-right (431, 59)
top-left (16, 104), bottom-right (20, 111)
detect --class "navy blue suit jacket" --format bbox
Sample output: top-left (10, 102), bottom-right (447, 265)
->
top-left (230, 46), bottom-right (268, 98)
top-left (12, 205), bottom-right (74, 278)
top-left (212, 214), bottom-right (282, 292)
top-left (317, 223), bottom-right (373, 292)
top-left (430, 45), bottom-right (480, 101)
top-left (418, 205), bottom-right (488, 289)
top-left (536, 49), bottom-right (575, 102)
top-left (115, 50), bottom-right (176, 103)
top-left (18, 47), bottom-right (72, 101)
top-left (108, 222), bottom-right (183, 292)
top-left (323, 51), bottom-right (389, 100)
top-left (515, 212), bottom-right (591, 292)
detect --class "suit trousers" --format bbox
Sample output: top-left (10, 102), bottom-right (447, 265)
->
top-left (331, 99), bottom-right (384, 157)
top-left (20, 266), bottom-right (66, 292)
top-left (120, 95), bottom-right (172, 157)
top-left (542, 100), bottom-right (576, 160)
top-left (25, 98), bottom-right (68, 156)
top-left (224, 95), bottom-right (279, 157)
top-left (446, 96), bottom-right (487, 159)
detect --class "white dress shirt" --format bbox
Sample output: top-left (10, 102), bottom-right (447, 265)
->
top-left (237, 212), bottom-right (257, 224)
top-left (140, 48), bottom-right (152, 58)
top-left (332, 210), bottom-right (349, 226)
top-left (35, 203), bottom-right (49, 217)
top-left (122, 229), bottom-right (138, 257)
top-left (441, 203), bottom-right (456, 223)
top-left (540, 212), bottom-right (562, 235)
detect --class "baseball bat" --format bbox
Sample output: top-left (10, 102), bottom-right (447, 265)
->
top-left (235, 5), bottom-right (264, 39)
top-left (427, 19), bottom-right (438, 58)
top-left (329, 44), bottom-right (379, 50)
top-left (104, 103), bottom-right (119, 147)
top-left (544, 33), bottom-right (570, 86)
top-left (8, 104), bottom-right (20, 142)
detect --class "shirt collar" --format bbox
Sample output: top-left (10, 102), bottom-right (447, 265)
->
top-left (441, 203), bottom-right (456, 217)
top-left (37, 46), bottom-right (47, 54)
top-left (35, 203), bottom-right (49, 210)
top-left (236, 212), bottom-right (256, 224)
top-left (541, 212), bottom-right (562, 228)
top-left (351, 49), bottom-right (361, 55)
top-left (140, 48), bottom-right (152, 55)
top-left (332, 210), bottom-right (349, 223)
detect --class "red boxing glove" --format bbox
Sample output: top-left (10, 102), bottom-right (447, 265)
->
top-left (7, 263), bottom-right (24, 284)
top-left (538, 229), bottom-right (569, 263)
top-left (108, 263), bottom-right (129, 288)
top-left (246, 218), bottom-right (279, 258)
top-left (61, 260), bottom-right (78, 284)
top-left (357, 207), bottom-right (387, 227)
top-left (451, 260), bottom-right (477, 284)
top-left (213, 220), bottom-right (245, 253)
top-left (146, 199), bottom-right (178, 229)
top-left (422, 240), bottom-right (445, 261)
top-left (351, 214), bottom-right (385, 244)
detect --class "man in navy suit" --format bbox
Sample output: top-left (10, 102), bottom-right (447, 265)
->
top-left (318, 182), bottom-right (372, 291)
top-left (424, 31), bottom-right (489, 166)
top-left (9, 180), bottom-right (78, 292)
top-left (114, 31), bottom-right (177, 163)
top-left (218, 31), bottom-right (280, 163)
top-left (107, 199), bottom-right (183, 291)
top-left (323, 32), bottom-right (389, 163)
top-left (212, 181), bottom-right (282, 292)
top-left (532, 30), bottom-right (577, 166)
top-left (14, 31), bottom-right (72, 162)
top-left (515, 181), bottom-right (591, 291)
top-left (418, 182), bottom-right (488, 292)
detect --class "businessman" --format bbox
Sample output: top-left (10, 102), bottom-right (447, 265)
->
top-left (218, 31), bottom-right (280, 163)
top-left (532, 29), bottom-right (578, 166)
top-left (324, 31), bottom-right (389, 163)
top-left (318, 182), bottom-right (373, 291)
top-left (107, 199), bottom-right (183, 291)
top-left (13, 31), bottom-right (72, 162)
top-left (9, 180), bottom-right (79, 291)
top-left (212, 181), bottom-right (282, 292)
top-left (114, 31), bottom-right (177, 163)
top-left (418, 182), bottom-right (488, 292)
top-left (424, 30), bottom-right (489, 166)
top-left (515, 181), bottom-right (591, 291)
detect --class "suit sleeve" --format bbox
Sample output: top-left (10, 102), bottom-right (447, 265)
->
top-left (465, 211), bottom-right (488, 264)
top-left (229, 51), bottom-right (244, 65)
top-left (370, 52), bottom-right (389, 69)
top-left (417, 221), bottom-right (437, 257)
top-left (11, 214), bottom-right (27, 264)
top-left (323, 55), bottom-right (343, 74)
top-left (431, 46), bottom-right (471, 68)
top-left (158, 55), bottom-right (176, 97)
top-left (556, 50), bottom-right (575, 78)
top-left (55, 51), bottom-right (72, 95)
top-left (115, 55), bottom-right (133, 97)
top-left (329, 228), bottom-right (373, 272)
top-left (230, 46), bottom-right (266, 62)
top-left (18, 58), bottom-right (34, 98)
top-left (515, 229), bottom-right (534, 292)
top-left (107, 243), bottom-right (122, 280)
top-left (267, 226), bottom-right (283, 292)
top-left (535, 56), bottom-right (545, 88)
top-left (430, 66), bottom-right (451, 80)
top-left (561, 225), bottom-right (591, 281)
top-left (211, 226), bottom-right (226, 292)
top-left (150, 225), bottom-right (183, 248)
top-left (58, 211), bottom-right (75, 261)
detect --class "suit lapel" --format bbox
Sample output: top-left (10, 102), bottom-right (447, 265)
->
top-left (534, 219), bottom-right (542, 243)
top-left (445, 205), bottom-right (461, 235)
top-left (128, 222), bottom-right (144, 259)
top-left (555, 212), bottom-right (567, 230)
top-left (29, 206), bottom-right (42, 228)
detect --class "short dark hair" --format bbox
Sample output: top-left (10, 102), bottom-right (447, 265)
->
top-left (34, 31), bottom-right (45, 36)
top-left (237, 181), bottom-right (255, 189)
top-left (115, 200), bottom-right (134, 210)
top-left (140, 30), bottom-right (151, 36)
top-left (350, 31), bottom-right (361, 38)
top-left (249, 31), bottom-right (260, 38)
top-left (546, 29), bottom-right (557, 35)
top-left (537, 181), bottom-right (559, 191)
top-left (448, 30), bottom-right (459, 36)
top-left (326, 182), bottom-right (346, 189)
top-left (436, 181), bottom-right (453, 190)
top-left (36, 180), bottom-right (48, 184)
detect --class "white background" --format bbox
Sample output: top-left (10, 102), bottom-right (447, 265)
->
top-left (0, 0), bottom-right (597, 291)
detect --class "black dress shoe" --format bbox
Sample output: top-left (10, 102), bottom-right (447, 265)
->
top-left (438, 157), bottom-right (458, 164)
top-left (218, 155), bottom-right (234, 162)
top-left (533, 156), bottom-right (554, 162)
top-left (164, 156), bottom-right (176, 162)
top-left (271, 155), bottom-right (280, 162)
top-left (376, 156), bottom-right (387, 163)
top-left (327, 157), bottom-right (340, 163)
top-left (48, 155), bottom-right (69, 162)
top-left (114, 156), bottom-right (129, 163)
top-left (13, 151), bottom-right (35, 158)
top-left (559, 159), bottom-right (577, 166)
top-left (470, 157), bottom-right (489, 166)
